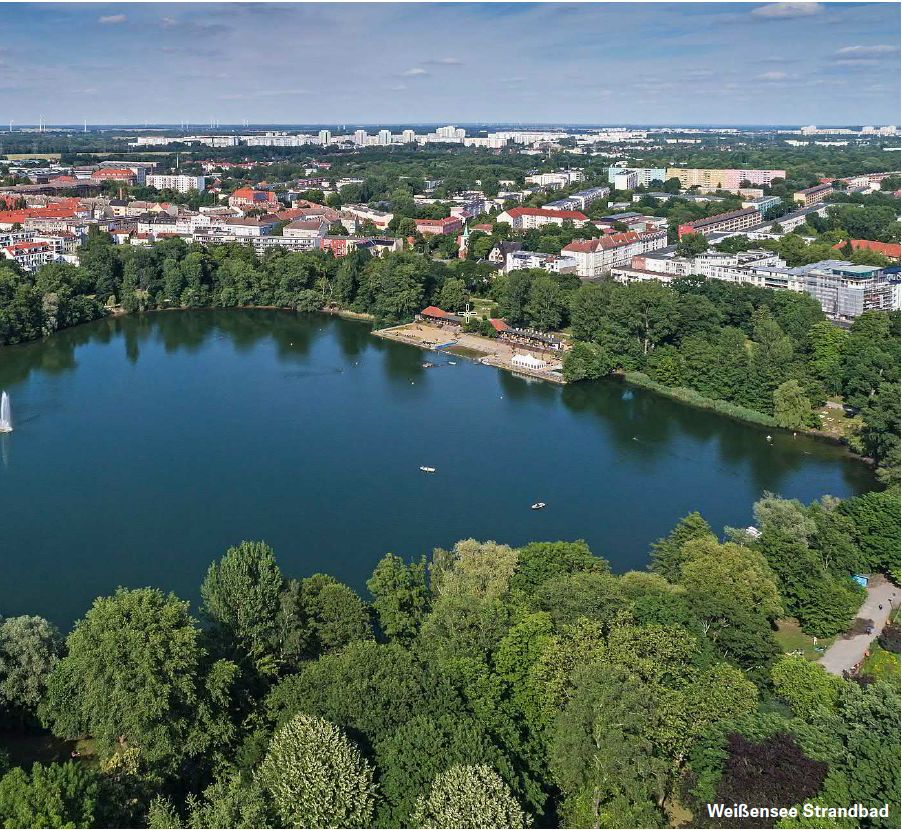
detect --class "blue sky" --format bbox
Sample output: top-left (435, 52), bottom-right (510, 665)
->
top-left (0, 2), bottom-right (899, 126)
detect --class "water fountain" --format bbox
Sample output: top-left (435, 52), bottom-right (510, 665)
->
top-left (0, 391), bottom-right (12, 433)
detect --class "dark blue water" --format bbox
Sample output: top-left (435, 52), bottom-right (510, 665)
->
top-left (0, 310), bottom-right (875, 628)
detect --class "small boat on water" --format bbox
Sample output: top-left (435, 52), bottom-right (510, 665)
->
top-left (422, 362), bottom-right (435, 368)
top-left (448, 361), bottom-right (456, 365)
top-left (531, 502), bottom-right (546, 510)
top-left (419, 466), bottom-right (436, 473)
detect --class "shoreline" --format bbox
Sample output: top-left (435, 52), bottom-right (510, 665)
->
top-left (1, 304), bottom-right (874, 469)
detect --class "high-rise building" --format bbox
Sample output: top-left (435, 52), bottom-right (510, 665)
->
top-left (354, 129), bottom-right (368, 145)
top-left (319, 130), bottom-right (332, 145)
top-left (401, 129), bottom-right (416, 143)
top-left (377, 129), bottom-right (392, 145)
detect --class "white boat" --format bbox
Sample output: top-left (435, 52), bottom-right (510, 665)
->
top-left (419, 466), bottom-right (436, 473)
top-left (531, 502), bottom-right (546, 510)
top-left (448, 361), bottom-right (456, 365)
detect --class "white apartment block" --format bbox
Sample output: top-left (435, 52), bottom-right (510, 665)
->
top-left (145, 174), bottom-right (206, 193)
top-left (505, 250), bottom-right (578, 275)
top-left (525, 170), bottom-right (585, 189)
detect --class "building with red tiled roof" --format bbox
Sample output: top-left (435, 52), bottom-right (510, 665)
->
top-left (831, 239), bottom-right (900, 261)
top-left (228, 187), bottom-right (280, 210)
top-left (90, 168), bottom-right (137, 184)
top-left (563, 230), bottom-right (668, 278)
top-left (415, 216), bottom-right (463, 236)
top-left (495, 206), bottom-right (588, 229)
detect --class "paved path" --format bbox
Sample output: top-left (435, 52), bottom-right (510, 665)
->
top-left (819, 576), bottom-right (900, 676)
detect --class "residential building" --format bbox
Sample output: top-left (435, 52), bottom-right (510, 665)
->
top-left (2, 239), bottom-right (55, 271)
top-left (793, 183), bottom-right (833, 207)
top-left (677, 207), bottom-right (760, 238)
top-left (282, 219), bottom-right (328, 248)
top-left (665, 167), bottom-right (786, 190)
top-left (495, 206), bottom-right (588, 230)
top-left (562, 230), bottom-right (668, 278)
top-left (612, 170), bottom-right (639, 191)
top-left (544, 186), bottom-right (610, 212)
top-left (145, 174), bottom-right (206, 193)
top-left (90, 168), bottom-right (137, 185)
top-left (756, 260), bottom-right (900, 320)
top-left (486, 240), bottom-right (522, 266)
top-left (504, 250), bottom-right (578, 275)
top-left (414, 216), bottom-right (463, 236)
top-left (319, 130), bottom-right (332, 145)
top-left (607, 167), bottom-right (667, 187)
top-left (524, 170), bottom-right (584, 189)
top-left (830, 239), bottom-right (901, 261)
top-left (228, 188), bottom-right (280, 210)
top-left (342, 204), bottom-right (393, 231)
top-left (594, 212), bottom-right (667, 233)
top-left (741, 195), bottom-right (781, 213)
top-left (377, 129), bottom-right (392, 145)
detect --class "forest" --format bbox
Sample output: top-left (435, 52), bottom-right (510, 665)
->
top-left (1, 485), bottom-right (899, 829)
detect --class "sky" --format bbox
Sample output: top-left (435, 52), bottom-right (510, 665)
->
top-left (0, 1), bottom-right (899, 126)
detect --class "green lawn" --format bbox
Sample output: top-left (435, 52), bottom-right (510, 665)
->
top-left (860, 645), bottom-right (901, 684)
top-left (774, 618), bottom-right (834, 660)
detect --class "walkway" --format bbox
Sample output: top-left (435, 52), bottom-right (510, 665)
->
top-left (819, 575), bottom-right (900, 676)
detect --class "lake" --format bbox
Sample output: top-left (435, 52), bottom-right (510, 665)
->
top-left (0, 309), bottom-right (875, 629)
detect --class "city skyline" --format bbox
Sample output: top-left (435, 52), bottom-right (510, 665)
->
top-left (0, 2), bottom-right (899, 125)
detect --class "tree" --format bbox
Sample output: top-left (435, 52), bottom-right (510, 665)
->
top-left (770, 655), bottom-right (843, 717)
top-left (412, 764), bottom-right (529, 829)
top-left (510, 540), bottom-right (606, 595)
top-left (257, 714), bottom-right (376, 829)
top-left (524, 275), bottom-right (566, 331)
top-left (0, 615), bottom-right (62, 718)
top-left (549, 663), bottom-right (666, 828)
top-left (773, 380), bottom-right (812, 429)
top-left (649, 512), bottom-right (714, 581)
top-left (0, 762), bottom-right (99, 829)
top-left (375, 715), bottom-right (515, 827)
top-left (562, 341), bottom-right (612, 382)
top-left (281, 574), bottom-right (372, 656)
top-left (39, 588), bottom-right (237, 775)
top-left (839, 490), bottom-right (901, 580)
top-left (437, 278), bottom-right (468, 313)
top-left (857, 381), bottom-right (900, 474)
top-left (200, 541), bottom-right (284, 674)
top-left (807, 321), bottom-right (847, 396)
top-left (676, 233), bottom-right (709, 257)
top-left (366, 553), bottom-right (430, 641)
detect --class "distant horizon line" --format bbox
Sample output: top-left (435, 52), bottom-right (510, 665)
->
top-left (3, 121), bottom-right (897, 131)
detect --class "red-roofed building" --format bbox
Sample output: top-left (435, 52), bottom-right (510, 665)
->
top-left (495, 206), bottom-right (588, 230)
top-left (0, 203), bottom-right (85, 230)
top-left (2, 239), bottom-right (55, 271)
top-left (228, 187), bottom-right (280, 211)
top-left (562, 230), bottom-right (668, 278)
top-left (90, 168), bottom-right (137, 185)
top-left (415, 216), bottom-right (463, 236)
top-left (418, 306), bottom-right (463, 325)
top-left (831, 239), bottom-right (900, 261)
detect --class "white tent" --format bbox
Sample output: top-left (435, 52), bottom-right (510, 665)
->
top-left (511, 353), bottom-right (547, 370)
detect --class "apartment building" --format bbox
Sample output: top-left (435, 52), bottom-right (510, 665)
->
top-left (562, 229), bottom-right (668, 278)
top-left (607, 167), bottom-right (667, 187)
top-left (495, 206), bottom-right (588, 229)
top-left (145, 174), bottom-right (206, 193)
top-left (282, 219), bottom-right (328, 248)
top-left (342, 204), bottom-right (393, 231)
top-left (1, 239), bottom-right (55, 271)
top-left (793, 183), bottom-right (834, 207)
top-left (756, 260), bottom-right (900, 321)
top-left (677, 207), bottom-right (760, 239)
top-left (544, 186), bottom-right (610, 212)
top-left (414, 216), bottom-right (463, 236)
top-left (524, 170), bottom-right (585, 189)
top-left (228, 188), bottom-right (280, 210)
top-left (505, 250), bottom-right (578, 275)
top-left (665, 167), bottom-right (786, 190)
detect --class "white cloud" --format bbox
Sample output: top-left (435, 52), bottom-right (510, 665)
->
top-left (750, 3), bottom-right (823, 20)
top-left (756, 71), bottom-right (789, 80)
top-left (836, 44), bottom-right (897, 56)
top-left (425, 57), bottom-right (462, 66)
top-left (401, 67), bottom-right (428, 76)
top-left (98, 14), bottom-right (127, 25)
